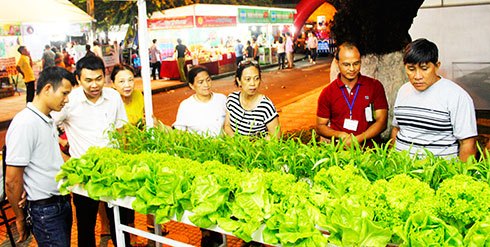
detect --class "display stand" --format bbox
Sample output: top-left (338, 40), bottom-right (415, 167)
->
top-left (69, 184), bottom-right (274, 247)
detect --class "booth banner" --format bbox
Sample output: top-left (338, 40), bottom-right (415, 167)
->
top-left (0, 24), bottom-right (21, 36)
top-left (238, 8), bottom-right (270, 24)
top-left (148, 16), bottom-right (194, 30)
top-left (269, 10), bottom-right (294, 24)
top-left (101, 45), bottom-right (119, 67)
top-left (195, 16), bottom-right (237, 28)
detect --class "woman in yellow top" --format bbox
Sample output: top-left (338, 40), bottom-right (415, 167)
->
top-left (111, 64), bottom-right (169, 246)
top-left (111, 64), bottom-right (144, 126)
top-left (110, 64), bottom-right (142, 246)
top-left (112, 64), bottom-right (169, 129)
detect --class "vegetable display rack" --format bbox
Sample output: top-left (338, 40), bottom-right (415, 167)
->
top-left (69, 183), bottom-right (276, 247)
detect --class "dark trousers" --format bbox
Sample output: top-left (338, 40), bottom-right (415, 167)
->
top-left (26, 80), bottom-right (35, 103)
top-left (310, 48), bottom-right (317, 61)
top-left (151, 61), bottom-right (161, 80)
top-left (73, 194), bottom-right (133, 247)
top-left (29, 200), bottom-right (72, 247)
top-left (73, 194), bottom-right (99, 247)
top-left (236, 56), bottom-right (244, 65)
top-left (105, 204), bottom-right (133, 247)
top-left (278, 53), bottom-right (286, 69)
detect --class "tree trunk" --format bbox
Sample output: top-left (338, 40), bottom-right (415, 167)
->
top-left (330, 51), bottom-right (408, 139)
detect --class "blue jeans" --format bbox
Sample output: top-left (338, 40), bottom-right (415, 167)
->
top-left (29, 201), bottom-right (72, 247)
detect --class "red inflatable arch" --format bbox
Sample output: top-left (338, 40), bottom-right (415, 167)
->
top-left (294, 0), bottom-right (329, 38)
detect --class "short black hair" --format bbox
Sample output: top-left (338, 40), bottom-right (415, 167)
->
top-left (152, 39), bottom-right (157, 44)
top-left (235, 60), bottom-right (261, 87)
top-left (75, 55), bottom-right (105, 79)
top-left (335, 42), bottom-right (358, 60)
top-left (110, 63), bottom-right (135, 82)
top-left (403, 38), bottom-right (438, 65)
top-left (187, 65), bottom-right (210, 84)
top-left (17, 46), bottom-right (25, 54)
top-left (36, 67), bottom-right (77, 95)
top-left (85, 44), bottom-right (91, 51)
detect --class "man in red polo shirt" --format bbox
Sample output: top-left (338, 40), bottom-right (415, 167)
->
top-left (316, 42), bottom-right (388, 147)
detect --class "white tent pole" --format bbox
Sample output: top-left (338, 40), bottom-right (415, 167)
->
top-left (137, 0), bottom-right (154, 128)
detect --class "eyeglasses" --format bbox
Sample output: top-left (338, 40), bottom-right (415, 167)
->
top-left (239, 60), bottom-right (259, 67)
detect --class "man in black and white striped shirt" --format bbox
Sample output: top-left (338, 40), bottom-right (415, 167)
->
top-left (391, 38), bottom-right (477, 161)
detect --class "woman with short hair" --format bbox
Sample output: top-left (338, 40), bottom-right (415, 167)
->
top-left (173, 65), bottom-right (227, 137)
top-left (224, 60), bottom-right (281, 139)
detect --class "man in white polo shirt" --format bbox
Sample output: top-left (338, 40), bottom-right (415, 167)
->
top-left (52, 55), bottom-right (128, 247)
top-left (5, 67), bottom-right (77, 246)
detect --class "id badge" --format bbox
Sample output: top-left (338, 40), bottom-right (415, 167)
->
top-left (365, 104), bottom-right (373, 122)
top-left (343, 118), bottom-right (359, 131)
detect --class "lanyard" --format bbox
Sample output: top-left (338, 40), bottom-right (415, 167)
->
top-left (341, 84), bottom-right (360, 119)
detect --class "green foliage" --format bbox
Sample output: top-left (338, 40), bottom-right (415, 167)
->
top-left (108, 125), bottom-right (490, 190)
top-left (435, 175), bottom-right (490, 234)
top-left (397, 211), bottom-right (463, 247)
top-left (367, 174), bottom-right (436, 243)
top-left (57, 128), bottom-right (490, 246)
top-left (464, 216), bottom-right (490, 247)
top-left (324, 199), bottom-right (393, 247)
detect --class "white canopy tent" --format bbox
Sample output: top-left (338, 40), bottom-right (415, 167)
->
top-left (0, 0), bottom-right (93, 24)
top-left (0, 0), bottom-right (93, 59)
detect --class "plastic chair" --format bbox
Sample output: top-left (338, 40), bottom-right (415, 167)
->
top-left (1, 145), bottom-right (16, 246)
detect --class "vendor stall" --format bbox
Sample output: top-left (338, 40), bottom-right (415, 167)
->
top-left (148, 4), bottom-right (296, 78)
top-left (0, 0), bottom-right (93, 61)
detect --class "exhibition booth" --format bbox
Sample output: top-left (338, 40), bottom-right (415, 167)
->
top-left (148, 4), bottom-right (296, 79)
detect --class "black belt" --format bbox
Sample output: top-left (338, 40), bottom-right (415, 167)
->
top-left (29, 195), bottom-right (71, 206)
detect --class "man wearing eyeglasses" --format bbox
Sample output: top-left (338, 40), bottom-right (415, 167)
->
top-left (316, 42), bottom-right (388, 147)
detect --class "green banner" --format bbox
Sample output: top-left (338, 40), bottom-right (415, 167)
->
top-left (269, 10), bottom-right (295, 24)
top-left (238, 8), bottom-right (295, 24)
top-left (238, 8), bottom-right (270, 24)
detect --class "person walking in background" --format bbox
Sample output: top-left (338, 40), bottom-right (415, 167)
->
top-left (5, 67), bottom-right (77, 246)
top-left (92, 41), bottom-right (103, 58)
top-left (84, 44), bottom-right (96, 57)
top-left (285, 32), bottom-right (294, 68)
top-left (391, 38), bottom-right (477, 161)
top-left (224, 60), bottom-right (281, 140)
top-left (316, 42), bottom-right (388, 147)
top-left (307, 32), bottom-right (318, 64)
top-left (175, 38), bottom-right (190, 82)
top-left (150, 39), bottom-right (161, 80)
top-left (235, 39), bottom-right (244, 65)
top-left (52, 47), bottom-right (65, 68)
top-left (63, 48), bottom-right (75, 72)
top-left (52, 55), bottom-right (128, 247)
top-left (173, 65), bottom-right (227, 137)
top-left (245, 40), bottom-right (254, 61)
top-left (252, 37), bottom-right (260, 62)
top-left (42, 45), bottom-right (55, 69)
top-left (276, 35), bottom-right (286, 70)
top-left (16, 46), bottom-right (35, 103)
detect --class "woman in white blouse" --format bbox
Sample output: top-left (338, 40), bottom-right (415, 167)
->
top-left (173, 66), bottom-right (226, 137)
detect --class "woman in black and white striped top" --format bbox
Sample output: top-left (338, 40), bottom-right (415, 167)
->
top-left (224, 60), bottom-right (281, 139)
